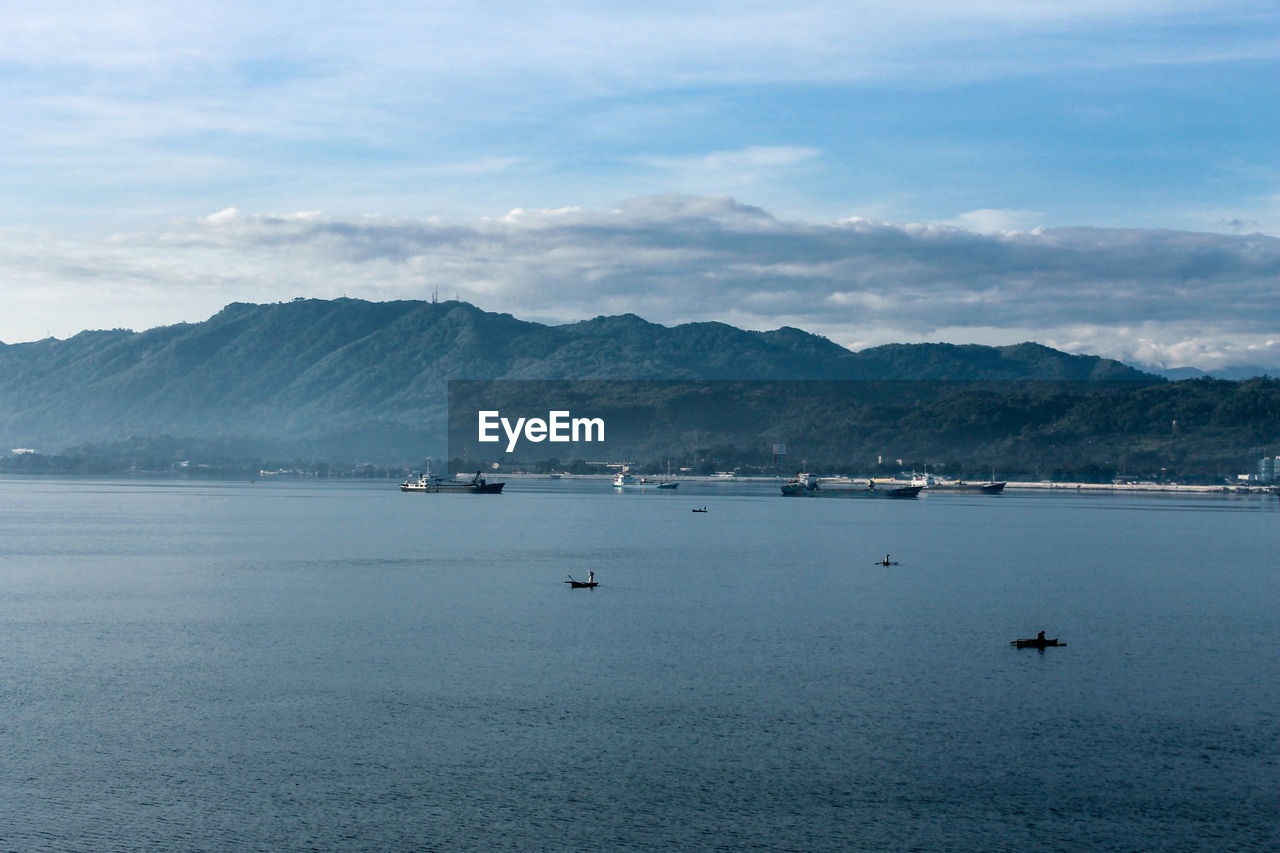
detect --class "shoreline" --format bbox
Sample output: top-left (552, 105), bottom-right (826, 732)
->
top-left (1002, 481), bottom-right (1273, 494)
top-left (4, 469), bottom-right (1274, 495)
top-left (494, 472), bottom-right (1277, 494)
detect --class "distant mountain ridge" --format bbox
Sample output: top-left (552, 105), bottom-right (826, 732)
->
top-left (1148, 364), bottom-right (1275, 381)
top-left (0, 298), bottom-right (1157, 460)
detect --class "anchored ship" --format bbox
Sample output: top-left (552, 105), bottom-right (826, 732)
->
top-left (401, 467), bottom-right (504, 494)
top-left (780, 473), bottom-right (921, 498)
top-left (613, 471), bottom-right (678, 489)
top-left (911, 473), bottom-right (1006, 493)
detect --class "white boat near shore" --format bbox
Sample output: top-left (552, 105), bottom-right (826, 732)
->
top-left (911, 473), bottom-right (1005, 493)
top-left (613, 471), bottom-right (678, 489)
top-left (611, 468), bottom-right (680, 489)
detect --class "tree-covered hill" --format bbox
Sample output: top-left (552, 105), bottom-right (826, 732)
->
top-left (446, 376), bottom-right (1280, 483)
top-left (0, 297), bottom-right (1158, 462)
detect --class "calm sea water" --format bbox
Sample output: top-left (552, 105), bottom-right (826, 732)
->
top-left (0, 476), bottom-right (1276, 851)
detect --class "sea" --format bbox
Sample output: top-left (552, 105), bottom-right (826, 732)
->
top-left (1, 476), bottom-right (1276, 852)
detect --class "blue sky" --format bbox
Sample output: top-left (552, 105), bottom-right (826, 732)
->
top-left (2, 1), bottom-right (1278, 370)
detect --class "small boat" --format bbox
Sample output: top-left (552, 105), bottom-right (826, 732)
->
top-left (565, 574), bottom-right (598, 588)
top-left (692, 506), bottom-right (708, 513)
top-left (1011, 637), bottom-right (1066, 648)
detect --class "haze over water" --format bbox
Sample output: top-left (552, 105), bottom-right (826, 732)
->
top-left (1, 477), bottom-right (1276, 851)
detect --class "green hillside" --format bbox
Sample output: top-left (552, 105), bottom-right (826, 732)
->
top-left (0, 298), bottom-right (1158, 466)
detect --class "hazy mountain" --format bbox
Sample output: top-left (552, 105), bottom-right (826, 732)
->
top-left (1146, 364), bottom-right (1275, 381)
top-left (0, 298), bottom-right (1157, 461)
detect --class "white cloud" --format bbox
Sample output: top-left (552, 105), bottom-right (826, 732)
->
top-left (947, 209), bottom-right (1044, 234)
top-left (643, 146), bottom-right (821, 174)
top-left (3, 195), bottom-right (1277, 372)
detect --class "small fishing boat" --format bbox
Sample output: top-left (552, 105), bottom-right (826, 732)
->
top-left (692, 506), bottom-right (708, 513)
top-left (1011, 636), bottom-right (1065, 648)
top-left (565, 574), bottom-right (598, 588)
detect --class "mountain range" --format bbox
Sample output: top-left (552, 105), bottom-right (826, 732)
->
top-left (0, 298), bottom-right (1159, 462)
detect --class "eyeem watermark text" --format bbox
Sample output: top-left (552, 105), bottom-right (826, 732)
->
top-left (477, 410), bottom-right (605, 452)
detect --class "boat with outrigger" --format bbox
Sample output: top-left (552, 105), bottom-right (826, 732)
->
top-left (781, 473), bottom-right (922, 498)
top-left (1011, 631), bottom-right (1066, 649)
top-left (401, 465), bottom-right (504, 494)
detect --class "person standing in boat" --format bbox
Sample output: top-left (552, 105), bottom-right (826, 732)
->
top-left (588, 570), bottom-right (595, 584)
top-left (1037, 630), bottom-right (1046, 642)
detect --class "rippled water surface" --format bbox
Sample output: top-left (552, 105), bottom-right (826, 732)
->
top-left (1, 477), bottom-right (1276, 851)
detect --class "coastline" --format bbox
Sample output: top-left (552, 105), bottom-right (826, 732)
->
top-left (492, 472), bottom-right (1277, 494)
top-left (1002, 480), bottom-right (1276, 494)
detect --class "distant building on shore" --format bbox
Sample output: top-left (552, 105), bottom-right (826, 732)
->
top-left (1259, 456), bottom-right (1279, 483)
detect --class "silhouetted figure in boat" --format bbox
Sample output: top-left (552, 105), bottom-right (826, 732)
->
top-left (1037, 630), bottom-right (1046, 642)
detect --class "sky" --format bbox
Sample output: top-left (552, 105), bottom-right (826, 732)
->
top-left (3, 1), bottom-right (1278, 371)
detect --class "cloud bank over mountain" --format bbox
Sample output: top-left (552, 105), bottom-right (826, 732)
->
top-left (4, 194), bottom-right (1277, 372)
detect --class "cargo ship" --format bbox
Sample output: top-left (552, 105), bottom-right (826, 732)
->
top-left (780, 473), bottom-right (921, 498)
top-left (401, 468), bottom-right (504, 493)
